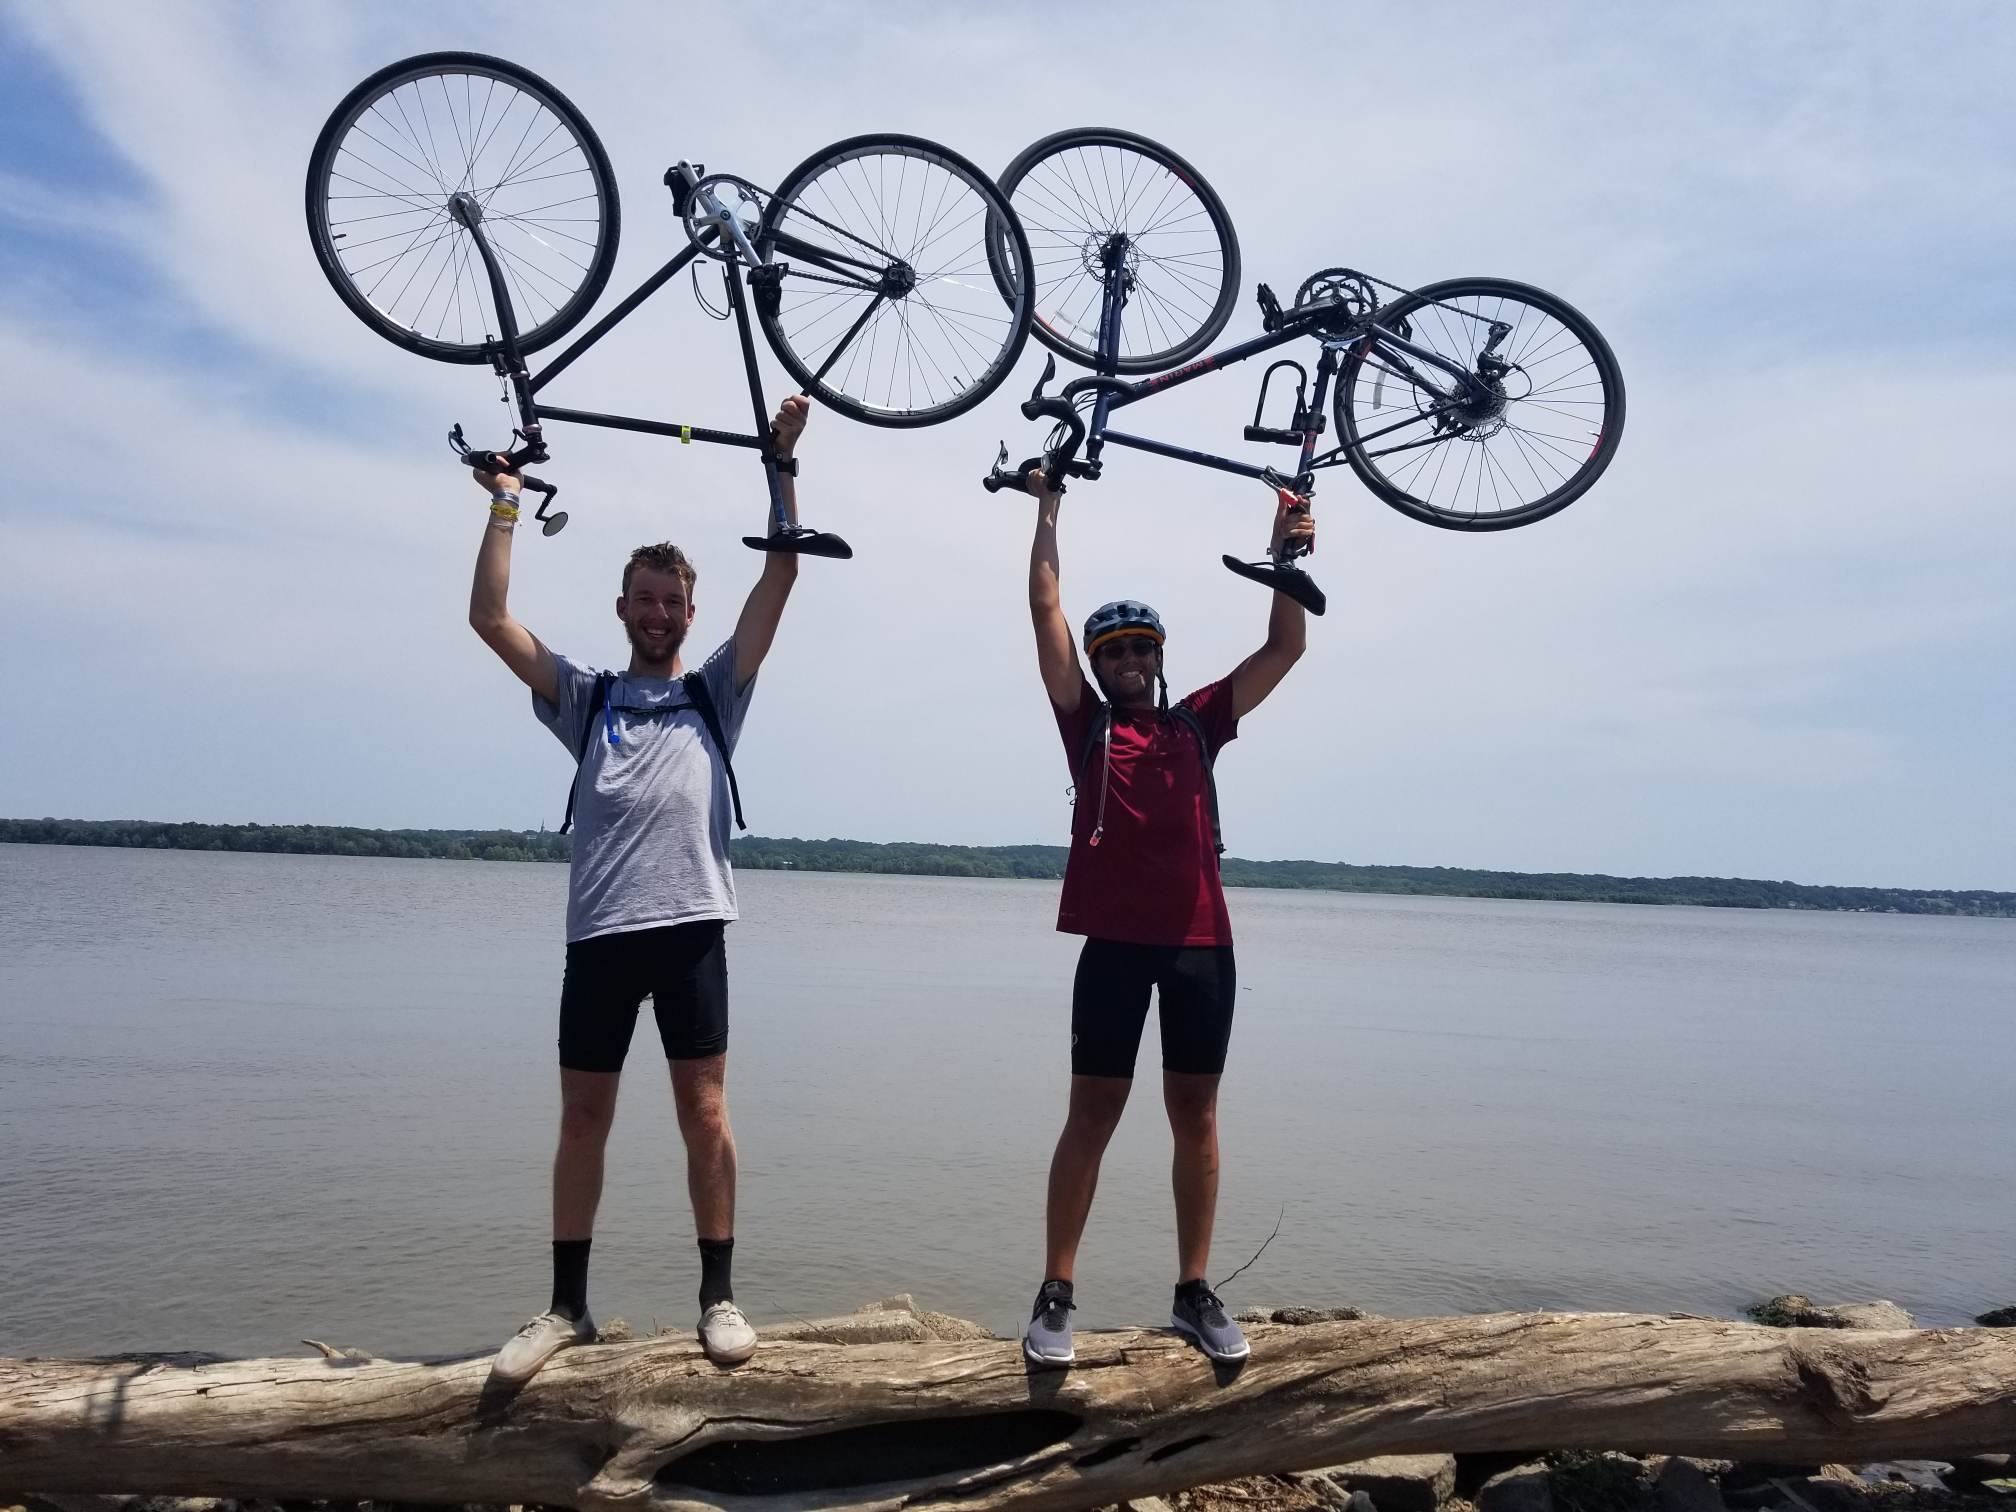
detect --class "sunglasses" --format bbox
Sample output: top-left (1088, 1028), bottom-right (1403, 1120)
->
top-left (1096, 637), bottom-right (1162, 660)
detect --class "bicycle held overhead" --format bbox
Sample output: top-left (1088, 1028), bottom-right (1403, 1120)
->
top-left (981, 128), bottom-right (1627, 614)
top-left (306, 52), bottom-right (1036, 554)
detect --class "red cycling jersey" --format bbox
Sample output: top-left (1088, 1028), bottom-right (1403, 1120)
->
top-left (1052, 674), bottom-right (1239, 946)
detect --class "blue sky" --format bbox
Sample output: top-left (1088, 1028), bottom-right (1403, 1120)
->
top-left (1, 1), bottom-right (2011, 890)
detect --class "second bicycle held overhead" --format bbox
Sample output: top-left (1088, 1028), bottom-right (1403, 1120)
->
top-left (981, 127), bottom-right (1626, 614)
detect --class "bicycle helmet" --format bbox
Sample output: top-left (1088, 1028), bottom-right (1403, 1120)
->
top-left (1083, 600), bottom-right (1166, 657)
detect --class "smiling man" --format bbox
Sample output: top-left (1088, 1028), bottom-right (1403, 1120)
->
top-left (467, 395), bottom-right (811, 1381)
top-left (1019, 471), bottom-right (1314, 1368)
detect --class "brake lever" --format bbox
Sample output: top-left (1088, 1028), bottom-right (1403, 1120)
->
top-left (1027, 352), bottom-right (1057, 405)
top-left (982, 442), bottom-right (1058, 496)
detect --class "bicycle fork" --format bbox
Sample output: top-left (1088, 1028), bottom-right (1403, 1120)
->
top-left (444, 192), bottom-right (566, 532)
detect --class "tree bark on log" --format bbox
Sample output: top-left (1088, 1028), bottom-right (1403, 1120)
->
top-left (4, 1310), bottom-right (2014, 1512)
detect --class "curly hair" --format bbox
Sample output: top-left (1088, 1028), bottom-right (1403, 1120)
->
top-left (622, 542), bottom-right (696, 598)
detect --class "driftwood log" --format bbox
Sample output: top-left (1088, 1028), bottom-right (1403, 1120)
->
top-left (5, 1304), bottom-right (2015, 1512)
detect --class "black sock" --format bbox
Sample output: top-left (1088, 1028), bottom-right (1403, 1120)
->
top-left (1175, 1277), bottom-right (1211, 1306)
top-left (551, 1238), bottom-right (592, 1321)
top-left (698, 1237), bottom-right (735, 1309)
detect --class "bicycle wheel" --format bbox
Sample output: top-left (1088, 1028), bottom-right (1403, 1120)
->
top-left (306, 52), bottom-right (620, 363)
top-left (755, 135), bottom-right (1032, 428)
top-left (988, 127), bottom-right (1240, 374)
top-left (1335, 277), bottom-right (1624, 530)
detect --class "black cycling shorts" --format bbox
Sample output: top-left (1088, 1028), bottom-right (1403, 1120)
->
top-left (558, 920), bottom-right (728, 1072)
top-left (1070, 937), bottom-right (1237, 1079)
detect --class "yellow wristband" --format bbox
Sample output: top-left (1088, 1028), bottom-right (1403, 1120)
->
top-left (489, 502), bottom-right (521, 521)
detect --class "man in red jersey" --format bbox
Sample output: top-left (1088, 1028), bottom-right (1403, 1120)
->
top-left (1018, 473), bottom-right (1313, 1366)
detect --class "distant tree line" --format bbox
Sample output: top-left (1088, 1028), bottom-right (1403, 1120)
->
top-left (3, 818), bottom-right (2010, 916)
top-left (0, 817), bottom-right (572, 864)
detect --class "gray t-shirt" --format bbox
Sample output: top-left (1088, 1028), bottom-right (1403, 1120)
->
top-left (533, 639), bottom-right (753, 943)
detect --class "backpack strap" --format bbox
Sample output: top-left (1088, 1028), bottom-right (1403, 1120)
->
top-left (1072, 699), bottom-right (1225, 856)
top-left (681, 671), bottom-right (748, 831)
top-left (1074, 700), bottom-right (1114, 784)
top-left (559, 670), bottom-right (749, 835)
top-left (1168, 703), bottom-right (1225, 857)
top-left (560, 671), bottom-right (617, 836)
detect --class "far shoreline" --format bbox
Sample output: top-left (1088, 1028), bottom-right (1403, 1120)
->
top-left (5, 818), bottom-right (2010, 918)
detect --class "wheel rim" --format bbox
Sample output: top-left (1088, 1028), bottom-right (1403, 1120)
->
top-left (1002, 137), bottom-right (1232, 370)
top-left (312, 61), bottom-right (612, 355)
top-left (762, 142), bottom-right (1028, 424)
top-left (1343, 286), bottom-right (1617, 524)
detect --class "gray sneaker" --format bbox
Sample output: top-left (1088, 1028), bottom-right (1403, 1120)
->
top-left (698, 1301), bottom-right (758, 1364)
top-left (1171, 1285), bottom-right (1249, 1362)
top-left (1023, 1280), bottom-right (1076, 1365)
top-left (492, 1308), bottom-right (594, 1382)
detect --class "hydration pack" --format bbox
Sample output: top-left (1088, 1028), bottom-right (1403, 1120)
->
top-left (561, 669), bottom-right (746, 835)
top-left (1074, 700), bottom-right (1224, 856)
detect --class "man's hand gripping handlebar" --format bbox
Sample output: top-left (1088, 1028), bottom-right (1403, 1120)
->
top-left (451, 423), bottom-right (567, 536)
top-left (981, 355), bottom-right (1122, 496)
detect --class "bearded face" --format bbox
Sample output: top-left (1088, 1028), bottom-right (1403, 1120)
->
top-left (617, 565), bottom-right (694, 672)
top-left (1091, 634), bottom-right (1162, 706)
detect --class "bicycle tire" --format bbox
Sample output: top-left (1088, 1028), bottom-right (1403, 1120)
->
top-left (1335, 277), bottom-right (1624, 531)
top-left (988, 127), bottom-right (1240, 374)
top-left (305, 52), bottom-right (620, 364)
top-left (755, 134), bottom-right (1033, 427)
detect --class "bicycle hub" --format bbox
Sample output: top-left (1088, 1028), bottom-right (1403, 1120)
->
top-left (1087, 233), bottom-right (1139, 283)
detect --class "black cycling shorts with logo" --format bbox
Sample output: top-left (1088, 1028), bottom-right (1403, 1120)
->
top-left (1070, 937), bottom-right (1237, 1079)
top-left (558, 920), bottom-right (728, 1071)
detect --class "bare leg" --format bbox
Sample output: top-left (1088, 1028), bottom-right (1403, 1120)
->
top-left (1042, 1075), bottom-right (1133, 1281)
top-left (553, 1068), bottom-right (620, 1240)
top-left (1164, 1070), bottom-right (1222, 1283)
top-left (671, 1053), bottom-right (735, 1240)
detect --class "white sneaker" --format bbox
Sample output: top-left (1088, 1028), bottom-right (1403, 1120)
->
top-left (698, 1301), bottom-right (757, 1364)
top-left (492, 1308), bottom-right (594, 1382)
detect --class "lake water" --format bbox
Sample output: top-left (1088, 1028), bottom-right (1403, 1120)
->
top-left (2, 842), bottom-right (2011, 1359)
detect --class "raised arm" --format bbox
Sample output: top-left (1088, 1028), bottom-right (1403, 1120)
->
top-left (730, 395), bottom-right (808, 694)
top-left (1228, 491), bottom-right (1315, 718)
top-left (468, 465), bottom-right (559, 703)
top-left (1027, 473), bottom-right (1084, 712)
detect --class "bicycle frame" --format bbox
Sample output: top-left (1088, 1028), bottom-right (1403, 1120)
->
top-left (987, 249), bottom-right (1504, 614)
top-left (1066, 246), bottom-right (1496, 494)
top-left (448, 164), bottom-right (891, 555)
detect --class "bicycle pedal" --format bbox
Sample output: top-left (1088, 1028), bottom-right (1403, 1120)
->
top-left (749, 264), bottom-right (784, 319)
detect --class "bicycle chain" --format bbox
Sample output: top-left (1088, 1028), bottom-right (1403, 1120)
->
top-left (697, 173), bottom-right (908, 272)
top-left (685, 172), bottom-right (904, 298)
top-left (1298, 265), bottom-right (1504, 330)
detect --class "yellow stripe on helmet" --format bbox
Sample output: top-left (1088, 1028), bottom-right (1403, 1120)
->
top-left (1086, 627), bottom-right (1166, 657)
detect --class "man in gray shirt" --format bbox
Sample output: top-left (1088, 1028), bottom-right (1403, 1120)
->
top-left (469, 395), bottom-right (811, 1379)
